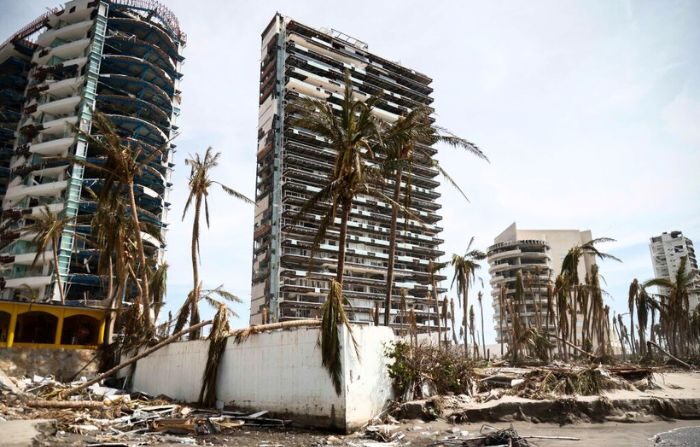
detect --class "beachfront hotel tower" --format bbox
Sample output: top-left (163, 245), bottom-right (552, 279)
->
top-left (0, 0), bottom-right (184, 306)
top-left (249, 14), bottom-right (445, 331)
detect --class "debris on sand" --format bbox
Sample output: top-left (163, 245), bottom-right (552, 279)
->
top-left (0, 371), bottom-right (286, 445)
top-left (427, 424), bottom-right (533, 446)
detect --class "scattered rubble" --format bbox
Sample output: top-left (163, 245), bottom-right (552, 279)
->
top-left (0, 371), bottom-right (289, 445)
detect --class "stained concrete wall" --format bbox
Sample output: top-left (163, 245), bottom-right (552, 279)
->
top-left (131, 325), bottom-right (395, 432)
top-left (0, 347), bottom-right (98, 380)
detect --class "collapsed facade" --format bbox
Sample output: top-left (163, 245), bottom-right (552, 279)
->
top-left (0, 0), bottom-right (184, 348)
top-left (250, 14), bottom-right (445, 331)
top-left (488, 223), bottom-right (595, 343)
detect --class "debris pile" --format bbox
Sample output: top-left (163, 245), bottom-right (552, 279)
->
top-left (475, 364), bottom-right (653, 400)
top-left (0, 370), bottom-right (289, 445)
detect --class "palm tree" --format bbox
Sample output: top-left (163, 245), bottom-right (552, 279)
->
top-left (378, 106), bottom-right (487, 327)
top-left (428, 260), bottom-right (448, 346)
top-left (560, 237), bottom-right (621, 350)
top-left (291, 72), bottom-right (383, 287)
top-left (27, 206), bottom-right (72, 304)
top-left (477, 290), bottom-right (486, 359)
top-left (628, 279), bottom-right (639, 356)
top-left (290, 72), bottom-right (394, 393)
top-left (450, 237), bottom-right (486, 358)
top-left (75, 111), bottom-right (168, 328)
top-left (645, 256), bottom-right (697, 357)
top-left (177, 147), bottom-right (253, 339)
top-left (499, 284), bottom-right (506, 357)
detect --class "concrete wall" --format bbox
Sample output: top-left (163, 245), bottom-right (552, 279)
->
top-left (0, 347), bottom-right (98, 380)
top-left (131, 324), bottom-right (395, 432)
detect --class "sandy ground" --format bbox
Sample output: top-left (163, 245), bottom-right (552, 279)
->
top-left (24, 419), bottom-right (700, 446)
top-left (7, 372), bottom-right (700, 446)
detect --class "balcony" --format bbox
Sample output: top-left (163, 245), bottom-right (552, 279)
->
top-left (4, 275), bottom-right (52, 289)
top-left (35, 95), bottom-right (81, 116)
top-left (29, 136), bottom-right (74, 156)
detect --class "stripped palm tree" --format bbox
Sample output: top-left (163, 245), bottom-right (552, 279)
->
top-left (27, 206), bottom-right (72, 304)
top-left (628, 279), bottom-right (639, 356)
top-left (477, 290), bottom-right (486, 359)
top-left (290, 72), bottom-right (390, 393)
top-left (645, 256), bottom-right (696, 357)
top-left (560, 238), bottom-right (621, 350)
top-left (428, 260), bottom-right (448, 346)
top-left (378, 106), bottom-right (487, 327)
top-left (450, 237), bottom-right (486, 358)
top-left (499, 284), bottom-right (506, 357)
top-left (74, 111), bottom-right (170, 328)
top-left (175, 147), bottom-right (253, 339)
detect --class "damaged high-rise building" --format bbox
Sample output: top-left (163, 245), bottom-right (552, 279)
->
top-left (250, 14), bottom-right (445, 331)
top-left (487, 223), bottom-right (595, 344)
top-left (0, 0), bottom-right (184, 347)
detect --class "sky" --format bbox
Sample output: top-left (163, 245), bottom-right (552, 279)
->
top-left (2, 0), bottom-right (699, 344)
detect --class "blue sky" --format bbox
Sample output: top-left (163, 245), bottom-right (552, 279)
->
top-left (3, 0), bottom-right (699, 343)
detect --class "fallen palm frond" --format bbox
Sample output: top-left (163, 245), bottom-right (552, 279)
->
top-left (321, 280), bottom-right (359, 396)
top-left (199, 304), bottom-right (230, 406)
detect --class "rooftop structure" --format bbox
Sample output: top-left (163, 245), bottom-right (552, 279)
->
top-left (249, 14), bottom-right (444, 331)
top-left (0, 0), bottom-right (184, 329)
top-left (488, 223), bottom-right (595, 343)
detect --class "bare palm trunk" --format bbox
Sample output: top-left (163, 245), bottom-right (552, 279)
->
top-left (571, 289), bottom-right (577, 353)
top-left (629, 307), bottom-right (636, 356)
top-left (190, 197), bottom-right (202, 339)
top-left (384, 168), bottom-right (403, 327)
top-left (336, 200), bottom-right (352, 283)
top-left (500, 286), bottom-right (505, 357)
top-left (52, 237), bottom-right (65, 304)
top-left (463, 283), bottom-right (469, 359)
top-left (480, 298), bottom-right (486, 359)
top-left (127, 182), bottom-right (151, 327)
top-left (430, 264), bottom-right (441, 348)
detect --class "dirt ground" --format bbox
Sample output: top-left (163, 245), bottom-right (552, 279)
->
top-left (29, 419), bottom-right (700, 446)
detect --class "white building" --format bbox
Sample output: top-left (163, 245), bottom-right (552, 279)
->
top-left (488, 222), bottom-right (595, 343)
top-left (649, 231), bottom-right (700, 309)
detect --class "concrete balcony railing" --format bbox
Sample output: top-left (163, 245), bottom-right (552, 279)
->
top-left (29, 136), bottom-right (74, 156)
top-left (35, 95), bottom-right (81, 116)
top-left (5, 275), bottom-right (52, 289)
top-left (4, 180), bottom-right (68, 202)
top-left (36, 19), bottom-right (93, 47)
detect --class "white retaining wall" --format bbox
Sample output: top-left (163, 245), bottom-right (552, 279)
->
top-left (131, 325), bottom-right (395, 431)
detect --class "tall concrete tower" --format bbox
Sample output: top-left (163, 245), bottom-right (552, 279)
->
top-left (250, 14), bottom-right (444, 331)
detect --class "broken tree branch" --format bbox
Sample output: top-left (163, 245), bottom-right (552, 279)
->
top-left (58, 319), bottom-right (213, 399)
top-left (546, 334), bottom-right (597, 360)
top-left (647, 341), bottom-right (694, 370)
